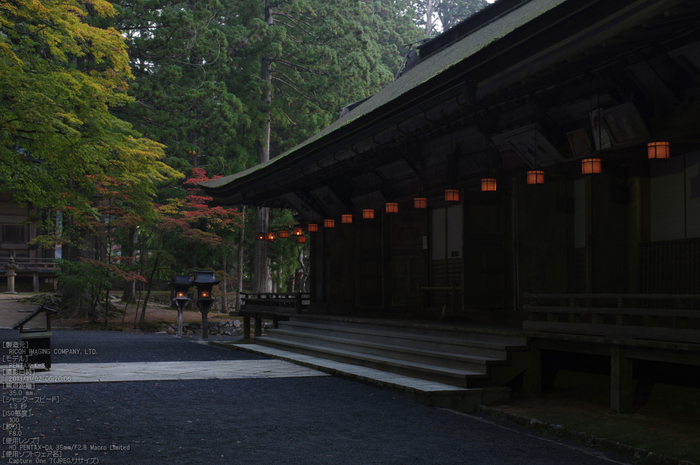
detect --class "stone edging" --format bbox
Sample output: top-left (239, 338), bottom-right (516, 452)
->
top-left (475, 405), bottom-right (696, 465)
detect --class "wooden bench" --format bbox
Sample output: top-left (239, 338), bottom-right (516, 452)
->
top-left (522, 293), bottom-right (700, 413)
top-left (233, 292), bottom-right (310, 339)
top-left (417, 285), bottom-right (462, 318)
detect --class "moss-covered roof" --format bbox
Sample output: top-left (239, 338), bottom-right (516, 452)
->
top-left (200, 0), bottom-right (567, 191)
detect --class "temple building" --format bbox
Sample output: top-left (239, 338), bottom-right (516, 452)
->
top-left (201, 0), bottom-right (700, 413)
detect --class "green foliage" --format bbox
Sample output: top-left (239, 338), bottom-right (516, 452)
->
top-left (55, 259), bottom-right (112, 319)
top-left (0, 0), bottom-right (181, 212)
top-left (6, 0), bottom-right (426, 300)
top-left (109, 0), bottom-right (248, 175)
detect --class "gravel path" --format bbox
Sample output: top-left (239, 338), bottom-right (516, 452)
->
top-left (0, 330), bottom-right (633, 465)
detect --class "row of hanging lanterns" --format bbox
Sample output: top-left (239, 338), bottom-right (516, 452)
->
top-left (257, 225), bottom-right (307, 243)
top-left (260, 140), bottom-right (669, 239)
top-left (578, 141), bottom-right (669, 176)
top-left (269, 192), bottom-right (461, 238)
top-left (522, 140), bottom-right (671, 189)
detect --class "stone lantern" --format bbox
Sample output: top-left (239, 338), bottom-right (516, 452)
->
top-left (170, 275), bottom-right (192, 337)
top-left (192, 271), bottom-right (220, 340)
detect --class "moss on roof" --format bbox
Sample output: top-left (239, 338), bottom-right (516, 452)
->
top-left (200, 0), bottom-right (566, 191)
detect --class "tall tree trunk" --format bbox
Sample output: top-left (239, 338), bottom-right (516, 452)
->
top-left (122, 226), bottom-right (138, 304)
top-left (425, 0), bottom-right (435, 36)
top-left (254, 1), bottom-right (274, 293)
top-left (139, 251), bottom-right (161, 324)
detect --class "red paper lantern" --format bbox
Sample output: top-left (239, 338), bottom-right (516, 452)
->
top-left (279, 230), bottom-right (290, 238)
top-left (266, 232), bottom-right (277, 241)
top-left (308, 223), bottom-right (319, 232)
top-left (526, 170), bottom-right (545, 185)
top-left (481, 178), bottom-right (497, 192)
top-left (298, 235), bottom-right (306, 243)
top-left (257, 232), bottom-right (265, 241)
top-left (293, 227), bottom-right (303, 236)
top-left (386, 202), bottom-right (398, 213)
top-left (582, 158), bottom-right (601, 174)
top-left (324, 219), bottom-right (335, 228)
top-left (341, 214), bottom-right (353, 224)
top-left (362, 209), bottom-right (375, 219)
top-left (414, 197), bottom-right (427, 209)
top-left (648, 141), bottom-right (670, 159)
top-left (445, 189), bottom-right (460, 201)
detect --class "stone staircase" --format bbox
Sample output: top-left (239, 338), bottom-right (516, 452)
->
top-left (255, 316), bottom-right (529, 389)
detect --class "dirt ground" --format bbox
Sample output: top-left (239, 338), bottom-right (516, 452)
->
top-left (0, 293), bottom-right (236, 331)
top-left (493, 389), bottom-right (700, 464)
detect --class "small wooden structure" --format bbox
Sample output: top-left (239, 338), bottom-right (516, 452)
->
top-left (12, 305), bottom-right (57, 370)
top-left (235, 292), bottom-right (310, 339)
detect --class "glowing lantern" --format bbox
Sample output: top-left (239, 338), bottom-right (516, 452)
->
top-left (308, 223), bottom-right (319, 232)
top-left (298, 235), bottom-right (307, 243)
top-left (192, 271), bottom-right (219, 302)
top-left (341, 214), bottom-right (353, 224)
top-left (363, 209), bottom-right (375, 219)
top-left (445, 189), bottom-right (460, 201)
top-left (257, 232), bottom-right (265, 241)
top-left (324, 219), bottom-right (335, 228)
top-left (293, 226), bottom-right (303, 236)
top-left (386, 202), bottom-right (398, 213)
top-left (414, 197), bottom-right (427, 209)
top-left (170, 275), bottom-right (191, 300)
top-left (481, 178), bottom-right (497, 192)
top-left (266, 232), bottom-right (277, 241)
top-left (582, 158), bottom-right (602, 174)
top-left (279, 230), bottom-right (290, 238)
top-left (648, 141), bottom-right (670, 159)
top-left (526, 170), bottom-right (545, 185)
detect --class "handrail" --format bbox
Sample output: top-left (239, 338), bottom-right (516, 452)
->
top-left (240, 291), bottom-right (310, 315)
top-left (0, 258), bottom-right (57, 270)
top-left (523, 294), bottom-right (700, 346)
top-left (524, 293), bottom-right (700, 309)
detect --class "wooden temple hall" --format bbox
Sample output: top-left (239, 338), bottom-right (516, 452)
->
top-left (201, 0), bottom-right (700, 412)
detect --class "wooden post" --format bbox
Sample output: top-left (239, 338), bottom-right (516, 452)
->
top-left (254, 316), bottom-right (262, 337)
top-left (295, 292), bottom-right (302, 314)
top-left (610, 345), bottom-right (634, 413)
top-left (243, 315), bottom-right (251, 341)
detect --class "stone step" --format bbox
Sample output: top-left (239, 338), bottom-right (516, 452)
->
top-left (218, 343), bottom-right (512, 413)
top-left (291, 316), bottom-right (526, 343)
top-left (265, 328), bottom-right (498, 373)
top-left (255, 336), bottom-right (486, 387)
top-left (277, 319), bottom-right (523, 359)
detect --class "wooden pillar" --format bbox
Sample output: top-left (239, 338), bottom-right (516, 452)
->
top-left (33, 272), bottom-right (40, 292)
top-left (585, 176), bottom-right (593, 293)
top-left (610, 345), bottom-right (634, 413)
top-left (294, 292), bottom-right (302, 314)
top-left (523, 345), bottom-right (542, 397)
top-left (254, 316), bottom-right (262, 337)
top-left (243, 315), bottom-right (251, 340)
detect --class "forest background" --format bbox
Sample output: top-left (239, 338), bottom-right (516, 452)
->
top-left (0, 0), bottom-right (488, 322)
